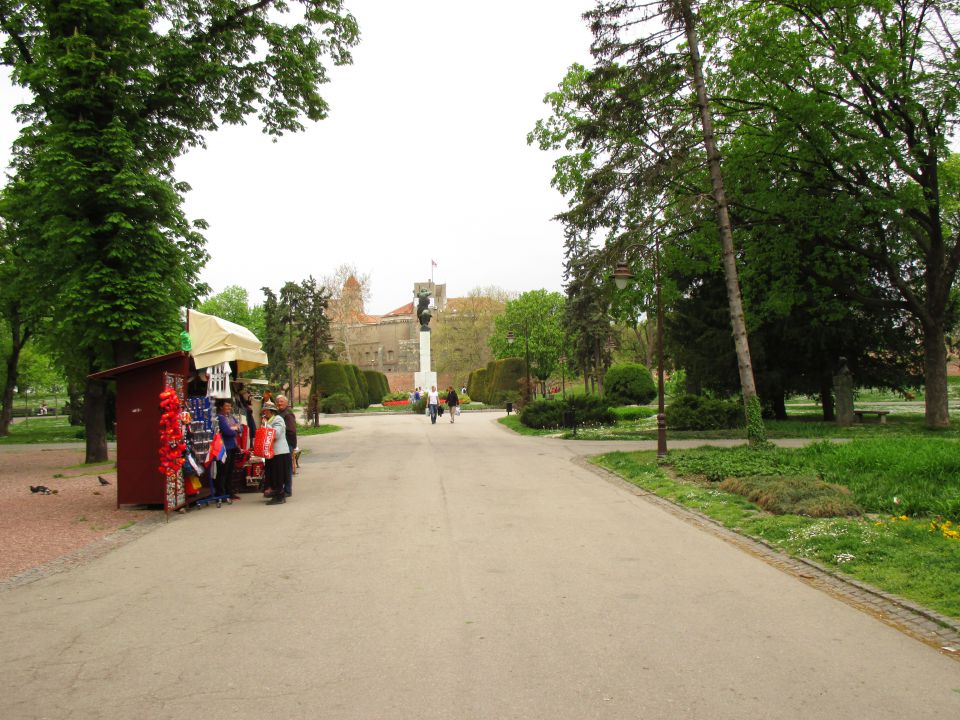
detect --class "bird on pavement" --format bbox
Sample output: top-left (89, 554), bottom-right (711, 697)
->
top-left (98, 476), bottom-right (111, 485)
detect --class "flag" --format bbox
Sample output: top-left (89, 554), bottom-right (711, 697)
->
top-left (431, 259), bottom-right (437, 268)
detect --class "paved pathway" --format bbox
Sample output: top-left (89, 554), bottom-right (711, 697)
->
top-left (1, 413), bottom-right (958, 719)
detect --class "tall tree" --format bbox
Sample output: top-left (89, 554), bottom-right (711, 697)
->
top-left (701, 0), bottom-right (960, 428)
top-left (490, 290), bottom-right (567, 398)
top-left (533, 0), bottom-right (766, 441)
top-left (0, 1), bottom-right (359, 460)
top-left (322, 263), bottom-right (372, 363)
top-left (432, 287), bottom-right (508, 385)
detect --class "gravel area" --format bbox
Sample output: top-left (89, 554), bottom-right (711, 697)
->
top-left (0, 446), bottom-right (152, 581)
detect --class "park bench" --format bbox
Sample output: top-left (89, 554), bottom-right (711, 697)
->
top-left (853, 409), bottom-right (890, 424)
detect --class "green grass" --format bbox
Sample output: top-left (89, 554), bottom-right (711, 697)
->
top-left (593, 451), bottom-right (960, 619)
top-left (296, 423), bottom-right (341, 436)
top-left (667, 439), bottom-right (960, 519)
top-left (0, 416), bottom-right (84, 444)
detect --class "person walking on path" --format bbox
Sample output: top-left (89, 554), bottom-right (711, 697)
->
top-left (260, 401), bottom-right (290, 505)
top-left (445, 386), bottom-right (459, 424)
top-left (276, 395), bottom-right (298, 494)
top-left (427, 385), bottom-right (440, 424)
top-left (215, 399), bottom-right (241, 502)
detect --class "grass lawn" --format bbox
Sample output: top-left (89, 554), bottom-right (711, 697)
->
top-left (0, 416), bottom-right (85, 444)
top-left (297, 423), bottom-right (341, 436)
top-left (594, 450), bottom-right (960, 619)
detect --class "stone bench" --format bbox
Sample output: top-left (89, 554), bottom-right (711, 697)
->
top-left (853, 409), bottom-right (890, 424)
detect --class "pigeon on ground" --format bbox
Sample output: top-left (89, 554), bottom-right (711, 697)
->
top-left (98, 476), bottom-right (111, 485)
top-left (30, 485), bottom-right (53, 495)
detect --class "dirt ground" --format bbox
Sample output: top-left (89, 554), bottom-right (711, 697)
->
top-left (0, 446), bottom-right (150, 580)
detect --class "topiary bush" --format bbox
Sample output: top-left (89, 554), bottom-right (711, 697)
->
top-left (469, 368), bottom-right (488, 403)
top-left (321, 392), bottom-right (353, 414)
top-left (666, 394), bottom-right (743, 431)
top-left (362, 370), bottom-right (389, 405)
top-left (347, 364), bottom-right (368, 409)
top-left (312, 361), bottom-right (354, 401)
top-left (489, 358), bottom-right (526, 402)
top-left (604, 363), bottom-right (656, 406)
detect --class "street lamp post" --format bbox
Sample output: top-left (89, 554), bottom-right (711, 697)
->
top-left (506, 320), bottom-right (532, 403)
top-left (612, 238), bottom-right (667, 459)
top-left (558, 353), bottom-right (567, 399)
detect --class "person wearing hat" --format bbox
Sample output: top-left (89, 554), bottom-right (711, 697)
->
top-left (260, 401), bottom-right (290, 505)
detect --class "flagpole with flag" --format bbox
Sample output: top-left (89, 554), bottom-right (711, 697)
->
top-left (431, 259), bottom-right (437, 284)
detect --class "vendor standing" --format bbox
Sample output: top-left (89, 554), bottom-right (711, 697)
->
top-left (215, 399), bottom-right (242, 501)
top-left (261, 401), bottom-right (290, 505)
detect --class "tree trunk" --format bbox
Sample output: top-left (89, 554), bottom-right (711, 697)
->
top-left (923, 322), bottom-right (950, 429)
top-left (0, 310), bottom-right (30, 437)
top-left (84, 378), bottom-right (109, 463)
top-left (772, 390), bottom-right (787, 420)
top-left (67, 382), bottom-right (84, 426)
top-left (820, 378), bottom-right (835, 421)
top-left (680, 0), bottom-right (763, 442)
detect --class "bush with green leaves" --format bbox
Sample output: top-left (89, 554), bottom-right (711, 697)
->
top-left (312, 361), bottom-right (354, 401)
top-left (411, 396), bottom-right (427, 414)
top-left (383, 390), bottom-right (410, 402)
top-left (321, 392), bottom-right (353, 414)
top-left (469, 368), bottom-right (489, 403)
top-left (611, 406), bottom-right (657, 421)
top-left (666, 394), bottom-right (744, 431)
top-left (346, 364), bottom-right (368, 409)
top-left (604, 363), bottom-right (656, 406)
top-left (362, 370), bottom-right (390, 404)
top-left (520, 394), bottom-right (615, 429)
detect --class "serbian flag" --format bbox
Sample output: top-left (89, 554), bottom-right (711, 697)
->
top-left (205, 432), bottom-right (226, 467)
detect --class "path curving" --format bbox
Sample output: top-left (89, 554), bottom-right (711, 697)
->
top-left (0, 413), bottom-right (957, 719)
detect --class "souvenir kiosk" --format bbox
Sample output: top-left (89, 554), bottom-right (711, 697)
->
top-left (89, 310), bottom-right (269, 516)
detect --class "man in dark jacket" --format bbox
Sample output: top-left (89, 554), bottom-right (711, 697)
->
top-left (445, 387), bottom-right (459, 424)
top-left (276, 395), bottom-right (298, 497)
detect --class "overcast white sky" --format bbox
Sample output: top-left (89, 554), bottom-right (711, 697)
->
top-left (1, 1), bottom-right (596, 316)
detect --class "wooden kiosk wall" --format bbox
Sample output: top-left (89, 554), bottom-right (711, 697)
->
top-left (89, 352), bottom-right (191, 507)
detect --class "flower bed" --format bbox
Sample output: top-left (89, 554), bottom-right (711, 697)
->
top-left (383, 400), bottom-right (410, 406)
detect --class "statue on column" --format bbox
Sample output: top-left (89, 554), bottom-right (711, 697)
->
top-left (415, 288), bottom-right (432, 331)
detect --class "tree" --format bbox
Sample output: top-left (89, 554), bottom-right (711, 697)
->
top-left (297, 276), bottom-right (331, 398)
top-left (432, 286), bottom-right (508, 385)
top-left (489, 290), bottom-right (566, 398)
top-left (532, 0), bottom-right (766, 441)
top-left (0, 1), bottom-right (359, 461)
top-left (323, 264), bottom-right (372, 364)
top-left (700, 0), bottom-right (960, 428)
top-left (198, 286), bottom-right (259, 330)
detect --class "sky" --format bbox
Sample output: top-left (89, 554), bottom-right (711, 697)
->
top-left (0, 1), bottom-right (597, 316)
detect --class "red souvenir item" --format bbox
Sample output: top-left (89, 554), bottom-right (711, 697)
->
top-left (158, 389), bottom-right (185, 476)
top-left (253, 426), bottom-right (275, 459)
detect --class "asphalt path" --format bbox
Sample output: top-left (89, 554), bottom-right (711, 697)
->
top-left (1, 412), bottom-right (958, 719)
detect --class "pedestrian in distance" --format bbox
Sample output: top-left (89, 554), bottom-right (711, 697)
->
top-left (261, 401), bottom-right (291, 505)
top-left (427, 385), bottom-right (440, 424)
top-left (446, 386), bottom-right (459, 424)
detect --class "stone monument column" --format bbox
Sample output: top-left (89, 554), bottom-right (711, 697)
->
top-left (412, 288), bottom-right (437, 391)
top-left (833, 356), bottom-right (854, 426)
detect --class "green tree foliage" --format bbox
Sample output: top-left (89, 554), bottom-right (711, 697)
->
top-left (198, 286), bottom-right (259, 330)
top-left (468, 368), bottom-right (488, 403)
top-left (0, 1), bottom-right (359, 460)
top-left (347, 364), bottom-right (368, 409)
top-left (310, 361), bottom-right (354, 410)
top-left (699, 0), bottom-right (960, 427)
top-left (361, 369), bottom-right (389, 404)
top-left (489, 290), bottom-right (566, 397)
top-left (604, 363), bottom-right (656, 406)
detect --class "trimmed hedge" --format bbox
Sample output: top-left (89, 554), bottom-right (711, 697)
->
top-left (666, 394), bottom-right (743, 430)
top-left (348, 364), bottom-right (369, 409)
top-left (362, 370), bottom-right (390, 405)
top-left (469, 368), bottom-right (489, 403)
top-left (321, 392), bottom-right (353, 414)
top-left (604, 363), bottom-right (656, 406)
top-left (489, 358), bottom-right (525, 405)
top-left (312, 362), bottom-right (353, 403)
